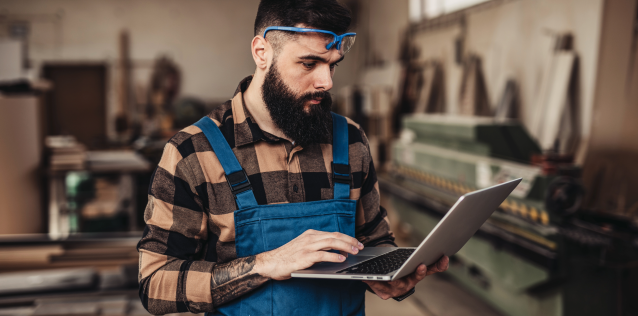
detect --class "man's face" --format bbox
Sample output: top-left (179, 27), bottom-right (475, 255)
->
top-left (271, 31), bottom-right (344, 110)
top-left (261, 30), bottom-right (345, 147)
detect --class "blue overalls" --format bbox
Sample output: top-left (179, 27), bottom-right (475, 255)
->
top-left (195, 113), bottom-right (367, 316)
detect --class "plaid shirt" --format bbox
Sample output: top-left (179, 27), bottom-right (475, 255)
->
top-left (137, 76), bottom-right (395, 314)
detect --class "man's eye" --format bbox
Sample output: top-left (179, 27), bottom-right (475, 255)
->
top-left (302, 62), bottom-right (315, 69)
top-left (330, 63), bottom-right (340, 70)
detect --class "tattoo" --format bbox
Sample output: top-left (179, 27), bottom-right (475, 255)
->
top-left (210, 256), bottom-right (269, 306)
top-left (212, 274), bottom-right (269, 306)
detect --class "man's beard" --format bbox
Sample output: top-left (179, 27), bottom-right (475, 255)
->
top-left (261, 62), bottom-right (332, 147)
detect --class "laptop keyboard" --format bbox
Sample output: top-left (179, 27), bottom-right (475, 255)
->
top-left (337, 249), bottom-right (416, 275)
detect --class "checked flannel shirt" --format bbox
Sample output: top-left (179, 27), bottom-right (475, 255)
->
top-left (137, 76), bottom-right (396, 314)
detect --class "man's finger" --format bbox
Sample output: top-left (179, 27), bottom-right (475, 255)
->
top-left (385, 264), bottom-right (425, 296)
top-left (370, 263), bottom-right (432, 299)
top-left (369, 263), bottom-right (431, 299)
top-left (426, 267), bottom-right (440, 276)
top-left (365, 281), bottom-right (393, 300)
top-left (312, 238), bottom-right (360, 255)
top-left (407, 265), bottom-right (427, 287)
top-left (438, 256), bottom-right (450, 271)
top-left (312, 232), bottom-right (364, 250)
top-left (310, 250), bottom-right (346, 263)
top-left (414, 264), bottom-right (427, 280)
top-left (427, 256), bottom-right (450, 275)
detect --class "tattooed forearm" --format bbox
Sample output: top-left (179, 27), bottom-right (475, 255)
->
top-left (212, 273), bottom-right (269, 306)
top-left (212, 255), bottom-right (257, 287)
top-left (211, 256), bottom-right (269, 306)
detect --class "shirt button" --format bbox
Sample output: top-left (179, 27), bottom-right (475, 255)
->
top-left (293, 184), bottom-right (298, 193)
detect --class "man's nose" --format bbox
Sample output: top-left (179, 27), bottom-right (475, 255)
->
top-left (313, 65), bottom-right (333, 91)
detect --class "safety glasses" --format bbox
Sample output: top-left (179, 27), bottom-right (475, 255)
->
top-left (263, 26), bottom-right (356, 54)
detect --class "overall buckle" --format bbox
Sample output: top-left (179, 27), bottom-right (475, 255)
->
top-left (332, 162), bottom-right (351, 184)
top-left (225, 169), bottom-right (252, 195)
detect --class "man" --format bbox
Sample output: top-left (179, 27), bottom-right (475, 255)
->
top-left (137, 0), bottom-right (449, 315)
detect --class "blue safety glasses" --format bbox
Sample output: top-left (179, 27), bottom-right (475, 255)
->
top-left (263, 26), bottom-right (356, 54)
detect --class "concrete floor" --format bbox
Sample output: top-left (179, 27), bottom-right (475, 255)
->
top-left (365, 273), bottom-right (505, 316)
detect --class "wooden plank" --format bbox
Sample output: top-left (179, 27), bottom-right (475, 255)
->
top-left (414, 64), bottom-right (436, 114)
top-left (0, 245), bottom-right (63, 266)
top-left (537, 52), bottom-right (575, 150)
top-left (530, 54), bottom-right (556, 139)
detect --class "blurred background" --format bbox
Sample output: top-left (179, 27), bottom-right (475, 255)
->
top-left (1, 0), bottom-right (638, 315)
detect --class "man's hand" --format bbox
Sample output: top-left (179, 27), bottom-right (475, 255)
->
top-left (254, 229), bottom-right (364, 280)
top-left (364, 255), bottom-right (449, 300)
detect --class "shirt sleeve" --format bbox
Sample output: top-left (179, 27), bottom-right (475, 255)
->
top-left (137, 142), bottom-right (215, 314)
top-left (354, 127), bottom-right (397, 247)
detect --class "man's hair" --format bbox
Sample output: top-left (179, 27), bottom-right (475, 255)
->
top-left (254, 0), bottom-right (352, 56)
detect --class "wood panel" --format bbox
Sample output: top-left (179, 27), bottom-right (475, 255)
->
top-left (42, 64), bottom-right (107, 148)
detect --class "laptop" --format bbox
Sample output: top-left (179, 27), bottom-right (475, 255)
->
top-left (291, 178), bottom-right (521, 281)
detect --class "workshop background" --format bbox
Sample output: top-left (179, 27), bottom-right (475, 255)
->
top-left (1, 0), bottom-right (638, 315)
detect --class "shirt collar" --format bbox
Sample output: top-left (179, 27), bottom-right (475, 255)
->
top-left (231, 75), bottom-right (282, 147)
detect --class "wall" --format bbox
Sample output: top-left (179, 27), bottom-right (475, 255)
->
top-left (581, 0), bottom-right (638, 215)
top-left (410, 0), bottom-right (604, 151)
top-left (589, 0), bottom-right (638, 155)
top-left (361, 0), bottom-right (410, 66)
top-left (332, 0), bottom-right (409, 92)
top-left (1, 0), bottom-right (266, 138)
top-left (1, 0), bottom-right (264, 97)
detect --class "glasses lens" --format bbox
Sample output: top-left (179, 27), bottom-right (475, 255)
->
top-left (339, 35), bottom-right (356, 54)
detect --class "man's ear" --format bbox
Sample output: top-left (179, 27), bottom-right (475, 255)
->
top-left (251, 36), bottom-right (270, 70)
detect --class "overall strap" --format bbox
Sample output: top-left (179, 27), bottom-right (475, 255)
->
top-left (194, 117), bottom-right (258, 208)
top-left (331, 112), bottom-right (351, 200)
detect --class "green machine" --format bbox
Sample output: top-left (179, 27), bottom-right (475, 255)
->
top-left (380, 114), bottom-right (638, 316)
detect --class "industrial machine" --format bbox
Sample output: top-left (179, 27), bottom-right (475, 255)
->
top-left (380, 114), bottom-right (638, 316)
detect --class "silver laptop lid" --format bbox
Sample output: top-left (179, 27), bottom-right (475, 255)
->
top-left (392, 178), bottom-right (521, 280)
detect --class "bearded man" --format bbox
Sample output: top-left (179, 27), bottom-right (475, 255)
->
top-left (137, 0), bottom-right (448, 315)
